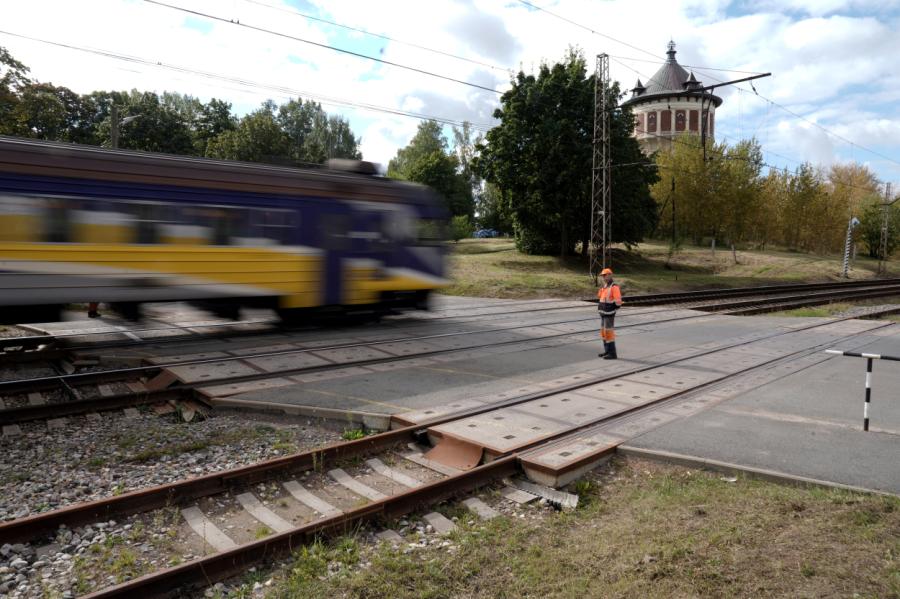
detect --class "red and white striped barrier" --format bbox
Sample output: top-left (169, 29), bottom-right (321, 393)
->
top-left (825, 349), bottom-right (899, 431)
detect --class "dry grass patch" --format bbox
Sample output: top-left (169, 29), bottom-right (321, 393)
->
top-left (268, 458), bottom-right (900, 598)
top-left (445, 239), bottom-right (900, 299)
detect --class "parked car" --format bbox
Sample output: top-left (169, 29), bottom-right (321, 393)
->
top-left (473, 228), bottom-right (500, 238)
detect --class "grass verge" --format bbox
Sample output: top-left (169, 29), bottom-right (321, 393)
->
top-left (265, 457), bottom-right (900, 598)
top-left (444, 239), bottom-right (900, 299)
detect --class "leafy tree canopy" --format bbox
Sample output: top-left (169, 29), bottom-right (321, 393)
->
top-left (475, 49), bottom-right (658, 256)
top-left (0, 46), bottom-right (362, 167)
top-left (388, 120), bottom-right (474, 218)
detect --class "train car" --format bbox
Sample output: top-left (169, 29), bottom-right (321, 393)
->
top-left (0, 136), bottom-right (449, 324)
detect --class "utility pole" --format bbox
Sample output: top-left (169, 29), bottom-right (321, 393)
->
top-left (109, 106), bottom-right (140, 150)
top-left (110, 105), bottom-right (120, 149)
top-left (670, 177), bottom-right (676, 250)
top-left (590, 53), bottom-right (611, 285)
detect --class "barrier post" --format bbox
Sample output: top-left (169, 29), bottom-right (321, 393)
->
top-left (864, 357), bottom-right (873, 432)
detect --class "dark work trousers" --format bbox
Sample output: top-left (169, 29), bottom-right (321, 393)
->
top-left (600, 312), bottom-right (616, 343)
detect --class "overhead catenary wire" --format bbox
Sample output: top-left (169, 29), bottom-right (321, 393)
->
top-left (0, 30), bottom-right (494, 132)
top-left (608, 54), bottom-right (766, 76)
top-left (609, 56), bottom-right (889, 187)
top-left (239, 0), bottom-right (513, 73)
top-left (609, 57), bottom-right (811, 171)
top-left (517, 1), bottom-right (899, 169)
top-left (143, 0), bottom-right (503, 95)
top-left (515, 0), bottom-right (660, 60)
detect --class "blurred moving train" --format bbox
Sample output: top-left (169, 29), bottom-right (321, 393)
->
top-left (0, 136), bottom-right (449, 324)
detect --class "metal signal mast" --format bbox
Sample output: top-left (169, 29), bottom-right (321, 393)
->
top-left (878, 182), bottom-right (895, 276)
top-left (590, 53), bottom-right (611, 285)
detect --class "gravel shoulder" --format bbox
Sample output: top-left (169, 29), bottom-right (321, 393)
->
top-left (0, 411), bottom-right (343, 521)
top-left (0, 410), bottom-right (343, 598)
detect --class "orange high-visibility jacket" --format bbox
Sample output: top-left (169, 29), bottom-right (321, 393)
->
top-left (597, 283), bottom-right (622, 315)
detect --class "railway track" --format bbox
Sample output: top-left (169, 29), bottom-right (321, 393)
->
top-left (5, 277), bottom-right (900, 425)
top-left (0, 305), bottom-right (697, 425)
top-left (0, 313), bottom-right (888, 598)
top-left (0, 298), bottom-right (591, 356)
top-left (624, 277), bottom-right (900, 305)
top-left (5, 277), bottom-right (899, 359)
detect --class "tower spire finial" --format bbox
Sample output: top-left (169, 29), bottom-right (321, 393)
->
top-left (666, 40), bottom-right (676, 62)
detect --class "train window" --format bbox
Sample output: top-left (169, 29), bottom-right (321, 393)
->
top-left (210, 209), bottom-right (235, 245)
top-left (44, 198), bottom-right (71, 242)
top-left (133, 203), bottom-right (162, 244)
top-left (382, 211), bottom-right (414, 243)
top-left (321, 213), bottom-right (350, 251)
top-left (257, 209), bottom-right (295, 244)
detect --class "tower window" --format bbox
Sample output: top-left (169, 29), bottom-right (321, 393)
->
top-left (661, 110), bottom-right (672, 132)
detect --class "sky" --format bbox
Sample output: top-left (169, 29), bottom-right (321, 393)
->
top-left (2, 0), bottom-right (900, 187)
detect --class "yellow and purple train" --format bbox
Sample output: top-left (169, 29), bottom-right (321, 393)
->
top-left (0, 136), bottom-right (449, 324)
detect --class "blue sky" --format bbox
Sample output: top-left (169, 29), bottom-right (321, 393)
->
top-left (3, 0), bottom-right (899, 187)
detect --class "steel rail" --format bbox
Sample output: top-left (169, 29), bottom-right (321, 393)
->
top-left (624, 277), bottom-right (900, 305)
top-left (0, 306), bottom-right (678, 395)
top-left (83, 456), bottom-right (519, 599)
top-left (5, 278), bottom-right (898, 355)
top-left (701, 284), bottom-right (900, 313)
top-left (518, 325), bottom-right (889, 480)
top-left (0, 387), bottom-right (189, 424)
top-left (76, 318), bottom-right (895, 598)
top-left (3, 307), bottom-right (884, 545)
top-left (0, 318), bottom-right (275, 353)
top-left (4, 283), bottom-right (898, 422)
top-left (0, 298), bottom-right (589, 354)
top-left (721, 288), bottom-right (900, 315)
top-left (0, 307), bottom-right (695, 425)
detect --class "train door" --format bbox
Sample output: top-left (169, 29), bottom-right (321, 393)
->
top-left (320, 211), bottom-right (351, 306)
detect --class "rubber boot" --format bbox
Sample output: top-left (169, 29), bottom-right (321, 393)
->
top-left (603, 342), bottom-right (617, 360)
top-left (598, 342), bottom-right (608, 358)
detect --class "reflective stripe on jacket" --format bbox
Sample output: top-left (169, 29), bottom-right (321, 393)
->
top-left (597, 283), bottom-right (622, 315)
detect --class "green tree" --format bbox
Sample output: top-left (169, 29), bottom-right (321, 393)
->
top-left (859, 199), bottom-right (900, 259)
top-left (388, 120), bottom-right (473, 217)
top-left (206, 100), bottom-right (290, 163)
top-left (194, 98), bottom-right (237, 155)
top-left (388, 120), bottom-right (445, 176)
top-left (450, 214), bottom-right (475, 242)
top-left (780, 163), bottom-right (829, 251)
top-left (476, 181), bottom-right (513, 233)
top-left (0, 46), bottom-right (31, 135)
top-left (86, 90), bottom-right (195, 154)
top-left (476, 49), bottom-right (657, 256)
top-left (278, 98), bottom-right (360, 164)
top-left (12, 82), bottom-right (96, 143)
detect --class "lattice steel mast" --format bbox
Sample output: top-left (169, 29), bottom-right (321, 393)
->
top-left (590, 53), bottom-right (611, 285)
top-left (878, 182), bottom-right (894, 276)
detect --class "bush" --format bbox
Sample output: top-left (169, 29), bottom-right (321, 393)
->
top-left (514, 226), bottom-right (559, 255)
top-left (450, 215), bottom-right (474, 242)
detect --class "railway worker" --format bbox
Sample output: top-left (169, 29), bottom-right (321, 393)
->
top-left (597, 268), bottom-right (623, 359)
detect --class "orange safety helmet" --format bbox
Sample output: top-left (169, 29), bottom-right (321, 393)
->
top-left (600, 268), bottom-right (613, 276)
